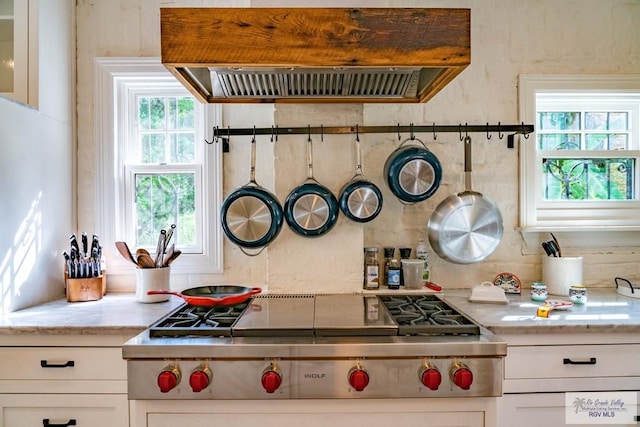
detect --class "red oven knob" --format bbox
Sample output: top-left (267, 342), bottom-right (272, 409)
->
top-left (261, 370), bottom-right (282, 393)
top-left (189, 367), bottom-right (212, 393)
top-left (420, 367), bottom-right (442, 390)
top-left (450, 363), bottom-right (473, 390)
top-left (348, 368), bottom-right (369, 392)
top-left (157, 366), bottom-right (181, 393)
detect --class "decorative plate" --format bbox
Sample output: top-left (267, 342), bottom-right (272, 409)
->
top-left (493, 272), bottom-right (521, 294)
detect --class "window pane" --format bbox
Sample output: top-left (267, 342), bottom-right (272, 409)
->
top-left (585, 112), bottom-right (628, 131)
top-left (138, 95), bottom-right (195, 164)
top-left (175, 133), bottom-right (195, 162)
top-left (542, 158), bottom-right (634, 200)
top-left (538, 134), bottom-right (581, 150)
top-left (140, 133), bottom-right (166, 163)
top-left (135, 173), bottom-right (196, 247)
top-left (585, 133), bottom-right (628, 150)
top-left (539, 112), bottom-right (581, 130)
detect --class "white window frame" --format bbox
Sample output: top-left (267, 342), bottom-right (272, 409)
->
top-left (94, 57), bottom-right (222, 274)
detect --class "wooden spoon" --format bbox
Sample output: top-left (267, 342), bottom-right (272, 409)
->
top-left (115, 241), bottom-right (137, 265)
top-left (136, 252), bottom-right (156, 269)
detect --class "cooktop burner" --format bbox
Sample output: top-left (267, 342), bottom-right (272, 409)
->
top-left (147, 294), bottom-right (479, 338)
top-left (149, 302), bottom-right (251, 338)
top-left (378, 295), bottom-right (480, 336)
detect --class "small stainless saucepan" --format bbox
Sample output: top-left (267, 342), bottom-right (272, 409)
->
top-left (284, 137), bottom-right (339, 237)
top-left (339, 134), bottom-right (383, 223)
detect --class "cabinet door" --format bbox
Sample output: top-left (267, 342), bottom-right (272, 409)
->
top-left (0, 394), bottom-right (128, 427)
top-left (498, 393), bottom-right (638, 427)
top-left (0, 0), bottom-right (28, 103)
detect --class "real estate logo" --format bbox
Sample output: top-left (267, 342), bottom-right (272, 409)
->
top-left (566, 392), bottom-right (637, 424)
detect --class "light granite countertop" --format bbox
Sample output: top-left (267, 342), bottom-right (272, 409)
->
top-left (0, 294), bottom-right (184, 335)
top-left (1, 288), bottom-right (639, 336)
top-left (442, 288), bottom-right (640, 335)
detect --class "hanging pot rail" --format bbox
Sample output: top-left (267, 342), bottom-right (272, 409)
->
top-left (207, 122), bottom-right (534, 149)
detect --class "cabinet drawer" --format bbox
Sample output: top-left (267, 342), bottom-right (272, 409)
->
top-left (0, 394), bottom-right (128, 427)
top-left (505, 344), bottom-right (640, 379)
top-left (0, 348), bottom-right (126, 381)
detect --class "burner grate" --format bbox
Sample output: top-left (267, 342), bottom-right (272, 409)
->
top-left (379, 295), bottom-right (480, 336)
top-left (149, 302), bottom-right (251, 338)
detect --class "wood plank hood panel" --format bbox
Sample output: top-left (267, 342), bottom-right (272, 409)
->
top-left (160, 8), bottom-right (470, 104)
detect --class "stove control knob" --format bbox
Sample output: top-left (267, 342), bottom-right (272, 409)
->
top-left (348, 367), bottom-right (369, 392)
top-left (419, 366), bottom-right (442, 390)
top-left (158, 366), bottom-right (181, 393)
top-left (261, 368), bottom-right (282, 394)
top-left (189, 366), bottom-right (212, 393)
top-left (450, 363), bottom-right (473, 390)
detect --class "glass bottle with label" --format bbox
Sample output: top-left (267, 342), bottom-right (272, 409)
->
top-left (399, 247), bottom-right (412, 286)
top-left (415, 238), bottom-right (431, 281)
top-left (363, 247), bottom-right (380, 290)
top-left (387, 257), bottom-right (401, 290)
top-left (382, 247), bottom-right (395, 288)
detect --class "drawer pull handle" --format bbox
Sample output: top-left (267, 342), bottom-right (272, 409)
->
top-left (563, 357), bottom-right (596, 365)
top-left (40, 360), bottom-right (75, 368)
top-left (43, 419), bottom-right (77, 427)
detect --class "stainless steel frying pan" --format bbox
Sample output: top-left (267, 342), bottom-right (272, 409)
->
top-left (427, 136), bottom-right (503, 264)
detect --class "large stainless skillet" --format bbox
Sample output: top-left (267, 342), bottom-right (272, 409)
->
top-left (428, 136), bottom-right (503, 264)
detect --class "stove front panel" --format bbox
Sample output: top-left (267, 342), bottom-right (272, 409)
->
top-left (127, 356), bottom-right (502, 400)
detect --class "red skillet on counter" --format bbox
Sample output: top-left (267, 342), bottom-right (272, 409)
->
top-left (148, 285), bottom-right (262, 307)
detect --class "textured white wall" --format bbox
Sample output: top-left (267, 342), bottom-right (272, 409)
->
top-left (76, 0), bottom-right (640, 293)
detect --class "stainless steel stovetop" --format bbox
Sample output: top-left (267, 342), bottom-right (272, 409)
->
top-left (124, 294), bottom-right (506, 400)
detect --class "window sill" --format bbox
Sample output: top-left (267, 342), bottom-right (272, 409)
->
top-left (518, 226), bottom-right (640, 254)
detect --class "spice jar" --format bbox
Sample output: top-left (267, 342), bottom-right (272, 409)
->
top-left (387, 258), bottom-right (401, 290)
top-left (382, 247), bottom-right (395, 288)
top-left (363, 247), bottom-right (380, 290)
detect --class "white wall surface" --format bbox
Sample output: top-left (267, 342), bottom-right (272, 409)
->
top-left (0, 0), bottom-right (74, 313)
top-left (76, 0), bottom-right (640, 294)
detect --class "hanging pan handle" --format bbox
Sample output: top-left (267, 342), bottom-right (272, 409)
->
top-left (306, 135), bottom-right (315, 181)
top-left (464, 135), bottom-right (472, 192)
top-left (249, 134), bottom-right (257, 184)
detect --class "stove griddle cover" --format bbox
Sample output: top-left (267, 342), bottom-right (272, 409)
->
top-left (232, 295), bottom-right (315, 337)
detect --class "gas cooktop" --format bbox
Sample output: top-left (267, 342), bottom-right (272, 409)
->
top-left (148, 294), bottom-right (480, 338)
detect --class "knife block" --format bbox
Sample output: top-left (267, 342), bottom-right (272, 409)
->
top-left (65, 273), bottom-right (104, 302)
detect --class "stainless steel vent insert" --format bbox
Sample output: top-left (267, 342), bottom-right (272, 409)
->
top-left (210, 68), bottom-right (421, 99)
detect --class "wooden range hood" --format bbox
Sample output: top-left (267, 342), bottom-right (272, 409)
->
top-left (160, 8), bottom-right (470, 104)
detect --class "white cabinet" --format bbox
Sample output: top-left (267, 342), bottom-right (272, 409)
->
top-left (0, 338), bottom-right (129, 427)
top-left (0, 394), bottom-right (128, 427)
top-left (0, 0), bottom-right (32, 104)
top-left (497, 335), bottom-right (640, 427)
top-left (132, 398), bottom-right (493, 427)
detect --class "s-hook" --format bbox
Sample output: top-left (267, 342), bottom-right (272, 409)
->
top-left (270, 125), bottom-right (278, 143)
top-left (409, 123), bottom-right (415, 140)
top-left (355, 124), bottom-right (360, 142)
top-left (432, 123), bottom-right (437, 140)
top-left (486, 122), bottom-right (492, 140)
top-left (497, 122), bottom-right (504, 140)
top-left (307, 124), bottom-right (311, 142)
top-left (397, 123), bottom-right (401, 141)
top-left (521, 122), bottom-right (530, 139)
top-left (205, 126), bottom-right (216, 145)
top-left (459, 123), bottom-right (468, 142)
